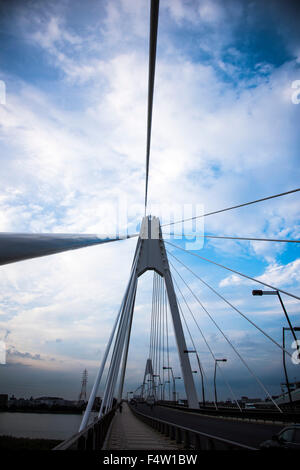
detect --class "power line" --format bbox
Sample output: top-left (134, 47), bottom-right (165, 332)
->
top-left (144, 0), bottom-right (160, 213)
top-left (165, 240), bottom-right (300, 301)
top-left (167, 249), bottom-right (292, 358)
top-left (162, 233), bottom-right (300, 243)
top-left (161, 188), bottom-right (300, 227)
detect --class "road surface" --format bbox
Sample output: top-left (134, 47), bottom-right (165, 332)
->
top-left (134, 404), bottom-right (283, 448)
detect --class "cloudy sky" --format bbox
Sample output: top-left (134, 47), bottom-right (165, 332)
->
top-left (0, 0), bottom-right (299, 402)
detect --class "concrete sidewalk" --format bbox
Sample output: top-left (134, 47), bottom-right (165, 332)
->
top-left (103, 403), bottom-right (179, 450)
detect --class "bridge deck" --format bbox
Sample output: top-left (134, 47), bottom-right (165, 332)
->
top-left (135, 403), bottom-right (283, 448)
top-left (103, 403), bottom-right (179, 450)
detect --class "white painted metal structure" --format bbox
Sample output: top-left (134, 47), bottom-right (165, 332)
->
top-left (141, 358), bottom-right (154, 399)
top-left (79, 215), bottom-right (199, 431)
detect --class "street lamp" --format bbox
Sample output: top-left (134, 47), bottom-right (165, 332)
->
top-left (163, 366), bottom-right (179, 402)
top-left (283, 326), bottom-right (300, 408)
top-left (174, 376), bottom-right (181, 403)
top-left (134, 384), bottom-right (143, 401)
top-left (184, 349), bottom-right (206, 407)
top-left (163, 380), bottom-right (170, 401)
top-left (252, 289), bottom-right (300, 409)
top-left (214, 359), bottom-right (227, 409)
top-left (153, 374), bottom-right (163, 401)
top-left (143, 381), bottom-right (150, 399)
top-left (147, 377), bottom-right (155, 398)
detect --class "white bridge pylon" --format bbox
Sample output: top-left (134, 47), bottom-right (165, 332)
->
top-left (80, 216), bottom-right (199, 431)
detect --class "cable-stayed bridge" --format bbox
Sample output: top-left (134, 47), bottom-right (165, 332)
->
top-left (1, 0), bottom-right (300, 451)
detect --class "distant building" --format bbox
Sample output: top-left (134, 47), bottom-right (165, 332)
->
top-left (0, 394), bottom-right (8, 408)
top-left (240, 396), bottom-right (262, 403)
top-left (35, 396), bottom-right (65, 406)
top-left (35, 396), bottom-right (78, 407)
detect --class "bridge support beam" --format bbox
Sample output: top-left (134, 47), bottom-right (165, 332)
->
top-left (136, 216), bottom-right (199, 409)
top-left (164, 269), bottom-right (199, 408)
top-left (80, 216), bottom-right (199, 430)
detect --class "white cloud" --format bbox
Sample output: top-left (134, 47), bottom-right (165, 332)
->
top-left (0, 0), bottom-right (299, 397)
top-left (220, 258), bottom-right (300, 289)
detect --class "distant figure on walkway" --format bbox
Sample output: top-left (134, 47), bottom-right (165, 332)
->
top-left (119, 403), bottom-right (123, 413)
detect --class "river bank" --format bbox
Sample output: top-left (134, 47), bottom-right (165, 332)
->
top-left (0, 435), bottom-right (62, 450)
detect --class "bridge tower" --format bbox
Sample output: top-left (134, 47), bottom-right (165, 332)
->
top-left (80, 216), bottom-right (199, 431)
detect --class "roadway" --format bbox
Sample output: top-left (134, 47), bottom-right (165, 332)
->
top-left (134, 403), bottom-right (283, 448)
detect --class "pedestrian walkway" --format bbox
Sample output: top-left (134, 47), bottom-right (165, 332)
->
top-left (103, 403), bottom-right (179, 450)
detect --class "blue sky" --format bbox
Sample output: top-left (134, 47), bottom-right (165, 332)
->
top-left (0, 0), bottom-right (299, 402)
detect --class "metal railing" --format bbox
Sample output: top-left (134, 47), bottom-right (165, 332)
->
top-left (129, 405), bottom-right (257, 450)
top-left (53, 407), bottom-right (116, 450)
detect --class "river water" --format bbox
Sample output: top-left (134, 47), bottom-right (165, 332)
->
top-left (0, 411), bottom-right (97, 440)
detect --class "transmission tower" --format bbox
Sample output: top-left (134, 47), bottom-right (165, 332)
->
top-left (78, 369), bottom-right (88, 402)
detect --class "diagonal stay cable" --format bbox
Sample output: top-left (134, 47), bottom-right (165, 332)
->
top-left (161, 188), bottom-right (300, 227)
top-left (167, 249), bottom-right (292, 358)
top-left (170, 266), bottom-right (241, 410)
top-left (164, 280), bottom-right (171, 400)
top-left (179, 303), bottom-right (207, 379)
top-left (172, 276), bottom-right (207, 380)
top-left (162, 233), bottom-right (300, 243)
top-left (162, 276), bottom-right (165, 391)
top-left (169, 259), bottom-right (282, 412)
top-left (165, 240), bottom-right (300, 301)
top-left (149, 271), bottom-right (155, 359)
top-left (144, 0), bottom-right (160, 213)
top-left (174, 280), bottom-right (209, 386)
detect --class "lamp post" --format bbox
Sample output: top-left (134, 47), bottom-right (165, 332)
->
top-left (252, 289), bottom-right (300, 410)
top-left (163, 367), bottom-right (179, 402)
top-left (153, 374), bottom-right (163, 401)
top-left (163, 380), bottom-right (170, 401)
top-left (144, 381), bottom-right (150, 399)
top-left (214, 359), bottom-right (227, 409)
top-left (184, 349), bottom-right (206, 407)
top-left (147, 377), bottom-right (154, 398)
top-left (174, 376), bottom-right (181, 403)
top-left (134, 384), bottom-right (143, 401)
top-left (282, 326), bottom-right (300, 409)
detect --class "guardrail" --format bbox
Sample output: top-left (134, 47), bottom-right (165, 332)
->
top-left (53, 407), bottom-right (116, 450)
top-left (129, 405), bottom-right (257, 450)
top-left (155, 402), bottom-right (300, 424)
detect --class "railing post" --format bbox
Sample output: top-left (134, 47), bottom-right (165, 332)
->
top-left (176, 427), bottom-right (181, 444)
top-left (206, 438), bottom-right (215, 450)
top-left (86, 428), bottom-right (94, 450)
top-left (77, 435), bottom-right (86, 450)
top-left (183, 430), bottom-right (190, 449)
top-left (194, 433), bottom-right (201, 450)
